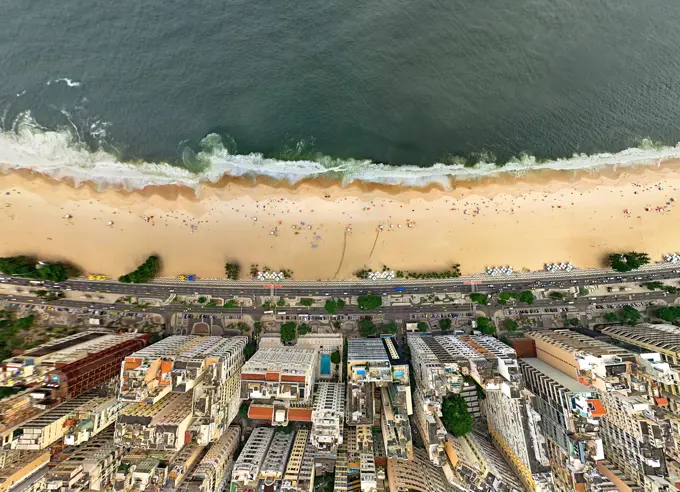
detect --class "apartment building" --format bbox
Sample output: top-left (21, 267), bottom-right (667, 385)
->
top-left (282, 429), bottom-right (314, 492)
top-left (45, 428), bottom-right (122, 492)
top-left (601, 324), bottom-right (680, 365)
top-left (346, 338), bottom-right (413, 460)
top-left (0, 449), bottom-right (50, 492)
top-left (444, 430), bottom-right (525, 492)
top-left (311, 382), bottom-right (345, 457)
top-left (176, 426), bottom-right (240, 492)
top-left (598, 391), bottom-right (675, 491)
top-left (527, 330), bottom-right (634, 391)
top-left (13, 392), bottom-right (123, 450)
top-left (230, 427), bottom-right (275, 490)
top-left (519, 357), bottom-right (606, 492)
top-left (260, 432), bottom-right (295, 488)
top-left (258, 333), bottom-right (343, 380)
top-left (483, 386), bottom-right (553, 492)
top-left (386, 447), bottom-right (454, 492)
top-left (241, 347), bottom-right (318, 428)
top-left (1, 331), bottom-right (149, 408)
top-left (115, 392), bottom-right (194, 451)
top-left (118, 336), bottom-right (246, 445)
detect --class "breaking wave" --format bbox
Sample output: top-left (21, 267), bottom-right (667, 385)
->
top-left (1, 112), bottom-right (680, 192)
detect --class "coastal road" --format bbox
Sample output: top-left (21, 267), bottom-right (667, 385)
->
top-left (1, 290), bottom-right (674, 319)
top-left (2, 265), bottom-right (680, 300)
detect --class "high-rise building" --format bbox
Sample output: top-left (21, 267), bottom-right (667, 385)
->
top-left (118, 336), bottom-right (246, 446)
top-left (1, 331), bottom-right (149, 405)
top-left (241, 347), bottom-right (318, 426)
top-left (0, 449), bottom-right (50, 492)
top-left (386, 448), bottom-right (454, 492)
top-left (519, 357), bottom-right (605, 492)
top-left (13, 392), bottom-right (124, 450)
top-left (282, 429), bottom-right (315, 492)
top-left (526, 330), bottom-right (634, 391)
top-left (346, 338), bottom-right (412, 460)
top-left (260, 432), bottom-right (295, 487)
top-left (45, 427), bottom-right (122, 492)
top-left (444, 430), bottom-right (524, 492)
top-left (230, 427), bottom-right (275, 491)
top-left (311, 382), bottom-right (345, 457)
top-left (598, 391), bottom-right (674, 491)
top-left (176, 426), bottom-right (241, 492)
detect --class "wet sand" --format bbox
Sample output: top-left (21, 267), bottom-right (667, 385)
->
top-left (1, 161), bottom-right (679, 280)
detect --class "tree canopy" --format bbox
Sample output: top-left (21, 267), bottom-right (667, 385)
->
top-left (0, 256), bottom-right (69, 282)
top-left (417, 321), bottom-right (429, 332)
top-left (119, 255), bottom-right (160, 283)
top-left (357, 295), bottom-right (382, 311)
top-left (224, 262), bottom-right (240, 280)
top-left (476, 317), bottom-right (496, 335)
top-left (504, 319), bottom-right (519, 331)
top-left (605, 306), bottom-right (642, 325)
top-left (439, 318), bottom-right (452, 332)
top-left (469, 293), bottom-right (488, 305)
top-left (280, 322), bottom-right (297, 343)
top-left (656, 307), bottom-right (680, 323)
top-left (608, 252), bottom-right (650, 272)
top-left (330, 350), bottom-right (341, 365)
top-left (359, 317), bottom-right (377, 337)
top-left (324, 298), bottom-right (346, 314)
top-left (441, 394), bottom-right (473, 437)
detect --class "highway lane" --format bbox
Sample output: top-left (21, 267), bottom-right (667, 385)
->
top-left (1, 289), bottom-right (674, 318)
top-left (2, 264), bottom-right (679, 299)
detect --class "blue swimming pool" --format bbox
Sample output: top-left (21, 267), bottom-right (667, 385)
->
top-left (320, 354), bottom-right (331, 375)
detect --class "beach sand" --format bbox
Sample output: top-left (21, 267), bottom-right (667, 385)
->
top-left (1, 161), bottom-right (680, 280)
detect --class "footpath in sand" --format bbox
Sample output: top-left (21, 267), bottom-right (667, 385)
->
top-left (1, 161), bottom-right (680, 280)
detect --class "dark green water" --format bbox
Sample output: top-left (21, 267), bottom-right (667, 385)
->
top-left (1, 0), bottom-right (680, 187)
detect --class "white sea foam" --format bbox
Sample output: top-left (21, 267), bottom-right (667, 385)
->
top-left (1, 113), bottom-right (680, 192)
top-left (46, 78), bottom-right (82, 88)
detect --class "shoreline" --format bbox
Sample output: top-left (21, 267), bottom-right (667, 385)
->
top-left (1, 161), bottom-right (680, 280)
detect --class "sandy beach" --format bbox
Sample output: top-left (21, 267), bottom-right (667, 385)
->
top-left (1, 161), bottom-right (680, 280)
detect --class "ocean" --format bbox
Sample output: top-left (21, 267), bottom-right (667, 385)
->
top-left (1, 0), bottom-right (680, 189)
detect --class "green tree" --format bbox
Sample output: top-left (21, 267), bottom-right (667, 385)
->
top-left (300, 298), bottom-right (314, 307)
top-left (324, 299), bottom-right (337, 314)
top-left (504, 319), bottom-right (519, 331)
top-left (604, 312), bottom-right (619, 322)
top-left (381, 322), bottom-right (398, 334)
top-left (643, 281), bottom-right (664, 290)
top-left (298, 323), bottom-right (312, 336)
top-left (197, 296), bottom-right (207, 304)
top-left (516, 291), bottom-right (535, 305)
top-left (337, 299), bottom-right (345, 310)
top-left (657, 307), bottom-right (680, 322)
top-left (359, 317), bottom-right (376, 337)
top-left (620, 306), bottom-right (642, 326)
top-left (224, 262), bottom-right (240, 280)
top-left (440, 318), bottom-right (452, 332)
top-left (148, 333), bottom-right (162, 344)
top-left (277, 298), bottom-right (286, 306)
top-left (497, 292), bottom-right (511, 305)
top-left (608, 252), bottom-right (650, 272)
top-left (119, 255), bottom-right (160, 283)
top-left (441, 394), bottom-right (473, 437)
top-left (280, 322), bottom-right (297, 343)
top-left (330, 350), bottom-right (341, 365)
top-left (243, 342), bottom-right (256, 360)
top-left (469, 293), bottom-right (488, 305)
top-left (239, 401), bottom-right (251, 419)
top-left (548, 291), bottom-right (565, 300)
top-left (0, 256), bottom-right (36, 276)
top-left (417, 321), bottom-right (429, 333)
top-left (476, 317), bottom-right (495, 335)
top-left (357, 295), bottom-right (382, 310)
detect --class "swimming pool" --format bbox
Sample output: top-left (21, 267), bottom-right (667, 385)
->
top-left (320, 354), bottom-right (331, 375)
